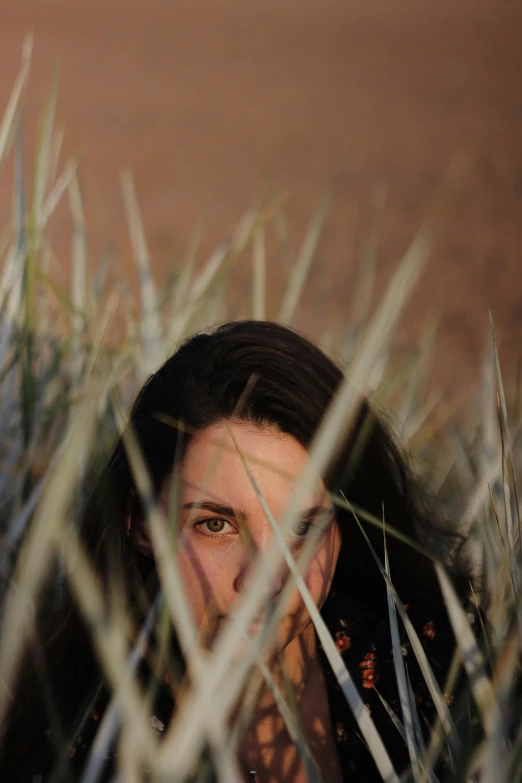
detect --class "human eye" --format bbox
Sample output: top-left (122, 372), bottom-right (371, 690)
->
top-left (290, 506), bottom-right (334, 539)
top-left (194, 517), bottom-right (236, 537)
top-left (291, 519), bottom-right (313, 538)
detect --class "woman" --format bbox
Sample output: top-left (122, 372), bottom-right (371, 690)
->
top-left (1, 320), bottom-right (473, 782)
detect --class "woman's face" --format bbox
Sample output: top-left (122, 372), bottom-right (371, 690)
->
top-left (158, 421), bottom-right (341, 651)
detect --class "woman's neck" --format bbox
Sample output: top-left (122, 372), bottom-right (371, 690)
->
top-left (254, 621), bottom-right (317, 715)
top-left (238, 624), bottom-right (342, 782)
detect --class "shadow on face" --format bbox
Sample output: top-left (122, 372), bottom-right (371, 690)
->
top-left (153, 421), bottom-right (342, 652)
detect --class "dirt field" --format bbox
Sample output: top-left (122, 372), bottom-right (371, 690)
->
top-left (2, 0), bottom-right (522, 411)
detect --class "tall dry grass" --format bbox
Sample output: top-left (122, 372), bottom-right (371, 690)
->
top-left (1, 39), bottom-right (522, 782)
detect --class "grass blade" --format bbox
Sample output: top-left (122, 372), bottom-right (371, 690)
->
top-left (0, 36), bottom-right (33, 167)
top-left (434, 564), bottom-right (501, 742)
top-left (121, 170), bottom-right (164, 375)
top-left (339, 495), bottom-right (460, 754)
top-left (384, 531), bottom-right (420, 779)
top-left (278, 190), bottom-right (332, 325)
top-left (252, 225), bottom-right (266, 320)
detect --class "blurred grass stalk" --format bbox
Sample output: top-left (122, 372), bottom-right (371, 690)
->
top-left (1, 39), bottom-right (522, 783)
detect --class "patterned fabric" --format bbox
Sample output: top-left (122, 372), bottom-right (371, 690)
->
top-left (5, 589), bottom-right (477, 782)
top-left (318, 587), bottom-right (476, 780)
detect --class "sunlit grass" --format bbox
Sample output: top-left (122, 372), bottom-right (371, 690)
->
top-left (1, 39), bottom-right (522, 782)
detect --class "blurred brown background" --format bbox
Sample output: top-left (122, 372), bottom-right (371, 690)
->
top-left (2, 0), bottom-right (522, 409)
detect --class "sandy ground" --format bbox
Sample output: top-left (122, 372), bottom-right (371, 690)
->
top-left (2, 0), bottom-right (522, 413)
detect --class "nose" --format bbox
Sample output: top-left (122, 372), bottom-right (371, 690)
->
top-left (232, 526), bottom-right (288, 599)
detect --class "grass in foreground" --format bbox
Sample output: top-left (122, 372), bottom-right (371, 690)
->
top-left (1, 40), bottom-right (522, 782)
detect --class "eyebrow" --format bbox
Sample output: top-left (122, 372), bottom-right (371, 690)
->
top-left (182, 501), bottom-right (246, 520)
top-left (182, 501), bottom-right (332, 522)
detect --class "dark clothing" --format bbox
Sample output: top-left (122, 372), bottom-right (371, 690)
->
top-left (319, 588), bottom-right (476, 780)
top-left (2, 589), bottom-right (477, 782)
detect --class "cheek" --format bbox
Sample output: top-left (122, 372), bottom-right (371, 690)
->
top-left (303, 529), bottom-right (340, 608)
top-left (175, 538), bottom-right (232, 619)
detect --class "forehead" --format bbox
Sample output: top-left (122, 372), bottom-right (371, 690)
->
top-left (176, 421), bottom-right (325, 508)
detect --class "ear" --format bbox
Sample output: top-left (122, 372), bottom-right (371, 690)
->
top-left (126, 493), bottom-right (153, 557)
